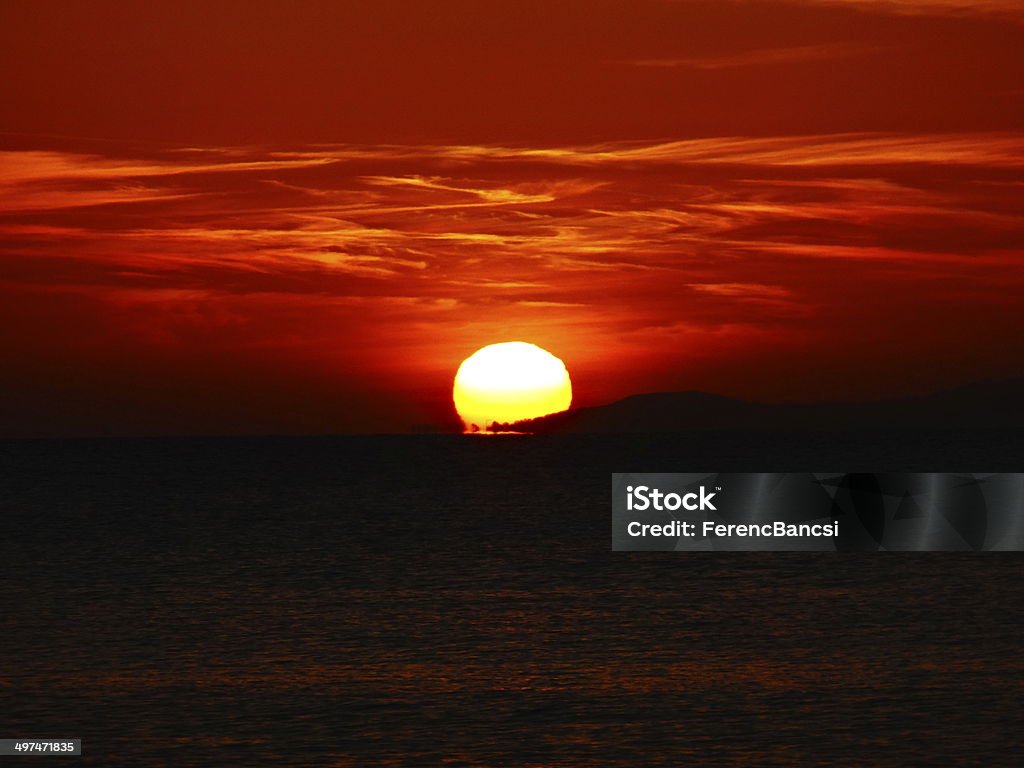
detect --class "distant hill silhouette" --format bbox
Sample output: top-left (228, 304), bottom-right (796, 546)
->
top-left (507, 379), bottom-right (1024, 433)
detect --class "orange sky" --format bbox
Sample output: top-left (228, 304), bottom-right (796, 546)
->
top-left (2, 1), bottom-right (1023, 434)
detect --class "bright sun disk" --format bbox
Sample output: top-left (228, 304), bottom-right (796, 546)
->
top-left (453, 342), bottom-right (572, 431)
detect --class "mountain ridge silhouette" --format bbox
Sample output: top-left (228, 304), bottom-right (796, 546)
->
top-left (508, 378), bottom-right (1024, 433)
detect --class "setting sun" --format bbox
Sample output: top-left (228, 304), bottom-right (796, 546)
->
top-left (453, 342), bottom-right (572, 431)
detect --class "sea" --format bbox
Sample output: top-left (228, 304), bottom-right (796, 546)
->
top-left (2, 433), bottom-right (1022, 766)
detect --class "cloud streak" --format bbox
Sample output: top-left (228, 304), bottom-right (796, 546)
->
top-left (630, 43), bottom-right (883, 69)
top-left (778, 0), bottom-right (1024, 19)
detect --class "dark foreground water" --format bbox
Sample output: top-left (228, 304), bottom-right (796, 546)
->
top-left (2, 433), bottom-right (1022, 766)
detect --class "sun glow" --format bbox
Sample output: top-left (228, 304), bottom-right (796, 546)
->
top-left (453, 342), bottom-right (572, 432)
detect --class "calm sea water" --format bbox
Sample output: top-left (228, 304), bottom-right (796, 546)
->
top-left (2, 433), bottom-right (1022, 766)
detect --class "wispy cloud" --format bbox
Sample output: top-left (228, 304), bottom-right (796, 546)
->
top-left (260, 134), bottom-right (1024, 170)
top-left (781, 0), bottom-right (1024, 19)
top-left (0, 149), bottom-right (335, 186)
top-left (630, 42), bottom-right (882, 70)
